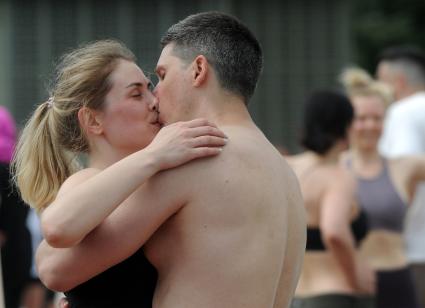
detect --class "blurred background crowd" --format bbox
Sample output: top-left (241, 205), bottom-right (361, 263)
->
top-left (0, 0), bottom-right (424, 307)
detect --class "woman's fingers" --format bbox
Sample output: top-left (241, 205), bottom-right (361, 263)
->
top-left (189, 147), bottom-right (224, 159)
top-left (163, 119), bottom-right (227, 139)
top-left (179, 119), bottom-right (227, 137)
top-left (183, 118), bottom-right (218, 129)
top-left (190, 135), bottom-right (228, 148)
top-left (183, 125), bottom-right (228, 139)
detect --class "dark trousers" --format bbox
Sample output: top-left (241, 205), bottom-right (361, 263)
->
top-left (410, 263), bottom-right (425, 308)
top-left (377, 267), bottom-right (420, 308)
top-left (291, 294), bottom-right (375, 308)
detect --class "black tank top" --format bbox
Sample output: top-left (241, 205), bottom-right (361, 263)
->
top-left (64, 247), bottom-right (157, 308)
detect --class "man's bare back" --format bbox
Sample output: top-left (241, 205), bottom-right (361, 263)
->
top-left (144, 124), bottom-right (306, 308)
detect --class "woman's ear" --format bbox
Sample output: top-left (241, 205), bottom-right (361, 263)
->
top-left (78, 107), bottom-right (104, 136)
top-left (191, 55), bottom-right (208, 87)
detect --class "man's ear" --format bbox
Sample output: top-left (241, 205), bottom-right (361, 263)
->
top-left (77, 107), bottom-right (104, 136)
top-left (191, 55), bottom-right (208, 87)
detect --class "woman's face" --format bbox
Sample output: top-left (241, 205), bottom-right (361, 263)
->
top-left (100, 59), bottom-right (160, 154)
top-left (350, 95), bottom-right (386, 151)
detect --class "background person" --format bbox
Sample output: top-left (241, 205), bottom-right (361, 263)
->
top-left (341, 67), bottom-right (422, 308)
top-left (0, 106), bottom-right (32, 308)
top-left (288, 90), bottom-right (375, 308)
top-left (376, 45), bottom-right (425, 307)
top-left (20, 210), bottom-right (55, 308)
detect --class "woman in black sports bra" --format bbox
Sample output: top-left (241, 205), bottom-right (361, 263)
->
top-left (11, 40), bottom-right (227, 308)
top-left (287, 91), bottom-right (375, 308)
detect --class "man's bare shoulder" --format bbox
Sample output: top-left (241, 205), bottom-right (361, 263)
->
top-left (144, 152), bottom-right (223, 200)
top-left (147, 127), bottom-right (298, 200)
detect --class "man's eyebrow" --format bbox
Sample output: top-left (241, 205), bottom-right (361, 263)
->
top-left (125, 82), bottom-right (143, 88)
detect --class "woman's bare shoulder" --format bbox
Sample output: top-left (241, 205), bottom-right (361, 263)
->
top-left (56, 167), bottom-right (101, 197)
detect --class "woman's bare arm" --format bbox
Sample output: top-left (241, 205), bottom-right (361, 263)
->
top-left (41, 119), bottom-right (226, 248)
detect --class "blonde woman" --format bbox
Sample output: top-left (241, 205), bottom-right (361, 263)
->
top-left (12, 40), bottom-right (227, 308)
top-left (341, 67), bottom-right (423, 308)
top-left (289, 90), bottom-right (375, 308)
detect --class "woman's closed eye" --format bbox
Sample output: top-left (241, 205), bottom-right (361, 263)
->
top-left (131, 91), bottom-right (142, 98)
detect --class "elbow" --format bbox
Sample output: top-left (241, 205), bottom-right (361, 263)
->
top-left (37, 257), bottom-right (72, 292)
top-left (322, 230), bottom-right (347, 249)
top-left (42, 219), bottom-right (80, 248)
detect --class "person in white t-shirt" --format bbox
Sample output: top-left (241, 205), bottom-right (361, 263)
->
top-left (377, 45), bottom-right (425, 307)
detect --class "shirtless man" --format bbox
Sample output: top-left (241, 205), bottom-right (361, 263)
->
top-left (37, 12), bottom-right (306, 307)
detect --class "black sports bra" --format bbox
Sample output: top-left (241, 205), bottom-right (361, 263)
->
top-left (306, 210), bottom-right (369, 251)
top-left (65, 247), bottom-right (157, 307)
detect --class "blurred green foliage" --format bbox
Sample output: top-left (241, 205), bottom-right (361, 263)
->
top-left (352, 0), bottom-right (425, 73)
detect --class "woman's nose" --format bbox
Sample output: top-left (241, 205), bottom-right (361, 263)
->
top-left (149, 95), bottom-right (159, 111)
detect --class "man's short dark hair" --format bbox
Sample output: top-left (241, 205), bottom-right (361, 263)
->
top-left (301, 90), bottom-right (354, 155)
top-left (160, 11), bottom-right (263, 104)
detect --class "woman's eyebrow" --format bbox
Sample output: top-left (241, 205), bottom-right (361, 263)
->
top-left (125, 82), bottom-right (143, 88)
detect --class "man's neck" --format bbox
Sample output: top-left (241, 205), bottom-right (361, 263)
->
top-left (398, 86), bottom-right (425, 101)
top-left (191, 92), bottom-right (254, 127)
